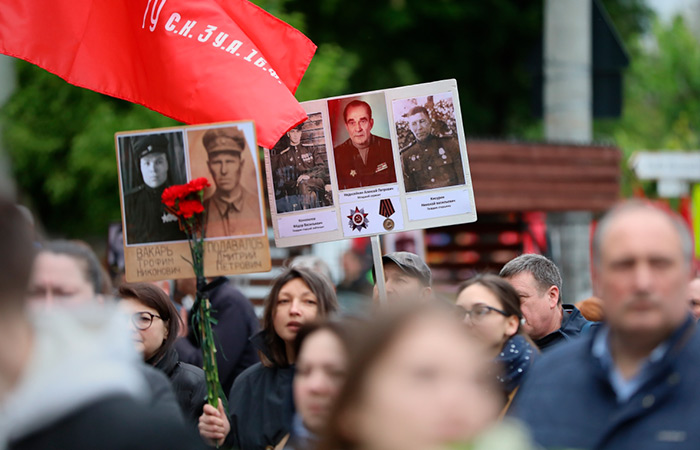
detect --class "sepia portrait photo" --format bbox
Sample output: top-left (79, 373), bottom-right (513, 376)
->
top-left (393, 92), bottom-right (465, 193)
top-left (269, 113), bottom-right (333, 214)
top-left (187, 123), bottom-right (264, 239)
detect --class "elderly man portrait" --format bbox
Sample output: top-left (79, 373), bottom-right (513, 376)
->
top-left (400, 105), bottom-right (464, 192)
top-left (333, 100), bottom-right (396, 190)
top-left (201, 127), bottom-right (262, 238)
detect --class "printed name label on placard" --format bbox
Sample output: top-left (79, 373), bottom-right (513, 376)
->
top-left (406, 188), bottom-right (471, 221)
top-left (339, 185), bottom-right (400, 204)
top-left (278, 210), bottom-right (339, 238)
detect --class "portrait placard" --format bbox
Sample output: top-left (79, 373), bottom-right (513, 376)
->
top-left (263, 79), bottom-right (477, 247)
top-left (116, 121), bottom-right (271, 282)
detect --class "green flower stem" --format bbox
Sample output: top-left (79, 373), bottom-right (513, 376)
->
top-left (197, 294), bottom-right (221, 408)
top-left (183, 211), bottom-right (222, 410)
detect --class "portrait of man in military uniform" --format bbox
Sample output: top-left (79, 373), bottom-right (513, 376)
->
top-left (270, 119), bottom-right (332, 214)
top-left (331, 99), bottom-right (396, 190)
top-left (120, 132), bottom-right (188, 245)
top-left (398, 104), bottom-right (465, 192)
top-left (200, 126), bottom-right (263, 238)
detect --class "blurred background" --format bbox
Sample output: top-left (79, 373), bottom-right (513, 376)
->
top-left (1, 0), bottom-right (699, 313)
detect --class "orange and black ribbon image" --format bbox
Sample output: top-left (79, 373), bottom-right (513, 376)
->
top-left (379, 198), bottom-right (395, 218)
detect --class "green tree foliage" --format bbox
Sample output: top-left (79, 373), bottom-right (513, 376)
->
top-left (287, 0), bottom-right (544, 135)
top-left (2, 62), bottom-right (178, 236)
top-left (598, 16), bottom-right (700, 197)
top-left (0, 0), bottom-right (655, 238)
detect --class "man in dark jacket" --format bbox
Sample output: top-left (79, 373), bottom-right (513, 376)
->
top-left (500, 253), bottom-right (593, 351)
top-left (510, 201), bottom-right (700, 449)
top-left (400, 106), bottom-right (464, 192)
top-left (175, 276), bottom-right (260, 394)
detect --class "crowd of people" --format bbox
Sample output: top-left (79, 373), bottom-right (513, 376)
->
top-left (1, 196), bottom-right (700, 450)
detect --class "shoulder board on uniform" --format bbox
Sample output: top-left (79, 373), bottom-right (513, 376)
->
top-left (125, 184), bottom-right (145, 196)
top-left (399, 140), bottom-right (417, 154)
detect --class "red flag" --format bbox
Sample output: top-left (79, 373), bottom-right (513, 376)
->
top-left (0, 0), bottom-right (316, 148)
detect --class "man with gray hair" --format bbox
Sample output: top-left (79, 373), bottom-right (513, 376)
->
top-left (510, 201), bottom-right (700, 448)
top-left (500, 253), bottom-right (592, 351)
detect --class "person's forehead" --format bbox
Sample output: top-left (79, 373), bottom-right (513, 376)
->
top-left (346, 104), bottom-right (371, 120)
top-left (456, 283), bottom-right (498, 306)
top-left (33, 253), bottom-right (90, 287)
top-left (209, 152), bottom-right (241, 162)
top-left (140, 152), bottom-right (166, 162)
top-left (408, 111), bottom-right (429, 121)
top-left (599, 209), bottom-right (682, 260)
top-left (506, 271), bottom-right (538, 291)
top-left (120, 297), bottom-right (156, 314)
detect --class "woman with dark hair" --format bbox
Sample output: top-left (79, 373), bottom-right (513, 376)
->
top-left (224, 268), bottom-right (339, 450)
top-left (318, 303), bottom-right (500, 450)
top-left (455, 274), bottom-right (538, 414)
top-left (118, 282), bottom-right (229, 446)
top-left (275, 320), bottom-right (357, 450)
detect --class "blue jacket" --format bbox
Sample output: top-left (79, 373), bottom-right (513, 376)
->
top-left (534, 304), bottom-right (594, 351)
top-left (510, 317), bottom-right (700, 449)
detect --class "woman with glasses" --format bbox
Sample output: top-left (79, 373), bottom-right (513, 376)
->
top-left (118, 282), bottom-right (229, 446)
top-left (455, 274), bottom-right (538, 415)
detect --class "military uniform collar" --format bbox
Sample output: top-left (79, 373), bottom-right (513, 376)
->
top-left (211, 186), bottom-right (244, 214)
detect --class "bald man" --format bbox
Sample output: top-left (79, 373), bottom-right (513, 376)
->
top-left (511, 201), bottom-right (700, 449)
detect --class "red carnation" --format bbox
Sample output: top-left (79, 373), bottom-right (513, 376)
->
top-left (161, 185), bottom-right (181, 207)
top-left (188, 177), bottom-right (211, 193)
top-left (178, 199), bottom-right (205, 219)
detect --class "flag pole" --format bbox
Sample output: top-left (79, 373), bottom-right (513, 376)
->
top-left (371, 235), bottom-right (387, 305)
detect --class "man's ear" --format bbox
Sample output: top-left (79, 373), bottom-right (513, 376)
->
top-left (369, 118), bottom-right (374, 131)
top-left (421, 286), bottom-right (433, 301)
top-left (548, 285), bottom-right (559, 309)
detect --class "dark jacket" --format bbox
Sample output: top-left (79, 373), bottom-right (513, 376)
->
top-left (153, 347), bottom-right (207, 424)
top-left (400, 133), bottom-right (464, 192)
top-left (225, 331), bottom-right (295, 450)
top-left (535, 304), bottom-right (595, 351)
top-left (176, 277), bottom-right (260, 395)
top-left (510, 317), bottom-right (700, 449)
top-left (10, 394), bottom-right (205, 450)
top-left (124, 184), bottom-right (186, 245)
top-left (139, 363), bottom-right (186, 426)
top-left (334, 134), bottom-right (396, 190)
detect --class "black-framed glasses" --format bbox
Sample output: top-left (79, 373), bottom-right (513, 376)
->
top-left (131, 312), bottom-right (163, 330)
top-left (457, 304), bottom-right (510, 323)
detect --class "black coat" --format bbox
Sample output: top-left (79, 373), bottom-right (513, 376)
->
top-left (139, 363), bottom-right (186, 425)
top-left (225, 332), bottom-right (295, 450)
top-left (176, 277), bottom-right (260, 395)
top-left (10, 394), bottom-right (205, 450)
top-left (154, 347), bottom-right (207, 424)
